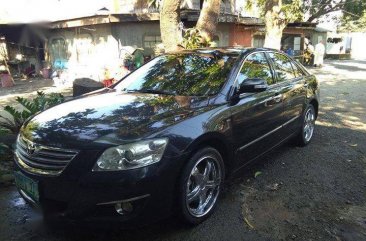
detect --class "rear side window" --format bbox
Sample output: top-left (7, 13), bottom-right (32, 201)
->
top-left (268, 52), bottom-right (296, 82)
top-left (237, 52), bottom-right (274, 86)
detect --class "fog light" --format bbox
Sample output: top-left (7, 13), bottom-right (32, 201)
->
top-left (115, 202), bottom-right (133, 215)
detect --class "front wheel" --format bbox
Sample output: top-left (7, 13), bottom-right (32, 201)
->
top-left (179, 147), bottom-right (225, 225)
top-left (296, 104), bottom-right (316, 146)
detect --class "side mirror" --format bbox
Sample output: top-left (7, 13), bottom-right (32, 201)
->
top-left (238, 78), bottom-right (268, 94)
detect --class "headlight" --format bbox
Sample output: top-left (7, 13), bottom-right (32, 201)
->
top-left (92, 138), bottom-right (168, 171)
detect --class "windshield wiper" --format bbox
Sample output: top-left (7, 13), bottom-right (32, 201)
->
top-left (123, 89), bottom-right (175, 95)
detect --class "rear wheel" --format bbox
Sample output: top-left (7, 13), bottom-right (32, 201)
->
top-left (296, 104), bottom-right (316, 146)
top-left (179, 147), bottom-right (225, 225)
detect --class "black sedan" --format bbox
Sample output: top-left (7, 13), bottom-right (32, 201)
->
top-left (14, 47), bottom-right (319, 225)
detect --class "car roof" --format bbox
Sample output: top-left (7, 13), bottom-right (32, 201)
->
top-left (169, 47), bottom-right (278, 56)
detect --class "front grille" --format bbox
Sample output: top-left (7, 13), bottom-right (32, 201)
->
top-left (15, 135), bottom-right (79, 176)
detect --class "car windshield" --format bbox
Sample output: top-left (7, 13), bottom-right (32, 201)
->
top-left (114, 52), bottom-right (238, 96)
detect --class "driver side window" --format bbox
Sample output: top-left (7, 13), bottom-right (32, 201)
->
top-left (237, 52), bottom-right (274, 86)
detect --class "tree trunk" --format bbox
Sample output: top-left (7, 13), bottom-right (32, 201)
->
top-left (263, 1), bottom-right (287, 50)
top-left (0, 43), bottom-right (15, 84)
top-left (196, 0), bottom-right (222, 42)
top-left (160, 0), bottom-right (182, 52)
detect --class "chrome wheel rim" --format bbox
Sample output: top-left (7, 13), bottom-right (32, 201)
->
top-left (186, 155), bottom-right (222, 217)
top-left (304, 108), bottom-right (315, 142)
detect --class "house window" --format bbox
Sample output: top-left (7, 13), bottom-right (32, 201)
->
top-left (294, 37), bottom-right (301, 51)
top-left (143, 35), bottom-right (162, 49)
top-left (253, 36), bottom-right (264, 48)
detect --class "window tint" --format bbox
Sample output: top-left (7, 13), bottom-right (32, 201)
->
top-left (268, 52), bottom-right (296, 82)
top-left (291, 61), bottom-right (305, 78)
top-left (237, 52), bottom-right (274, 85)
top-left (115, 53), bottom-right (238, 96)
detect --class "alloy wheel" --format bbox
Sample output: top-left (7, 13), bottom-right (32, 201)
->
top-left (186, 155), bottom-right (222, 218)
top-left (304, 107), bottom-right (315, 142)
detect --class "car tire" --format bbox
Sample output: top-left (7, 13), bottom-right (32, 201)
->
top-left (296, 104), bottom-right (316, 146)
top-left (178, 147), bottom-right (225, 225)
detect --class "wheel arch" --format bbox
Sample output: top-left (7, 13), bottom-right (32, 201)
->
top-left (309, 98), bottom-right (319, 119)
top-left (184, 132), bottom-right (234, 177)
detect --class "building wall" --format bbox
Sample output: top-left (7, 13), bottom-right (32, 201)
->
top-left (111, 22), bottom-right (160, 56)
top-left (46, 21), bottom-right (232, 82)
top-left (47, 24), bottom-right (119, 81)
top-left (311, 32), bottom-right (327, 45)
top-left (229, 25), bottom-right (255, 47)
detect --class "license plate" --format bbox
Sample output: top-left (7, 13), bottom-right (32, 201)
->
top-left (14, 172), bottom-right (39, 202)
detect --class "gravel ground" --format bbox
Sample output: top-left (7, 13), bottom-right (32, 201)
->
top-left (0, 60), bottom-right (365, 241)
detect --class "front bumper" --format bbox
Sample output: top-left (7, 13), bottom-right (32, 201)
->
top-left (14, 149), bottom-right (187, 224)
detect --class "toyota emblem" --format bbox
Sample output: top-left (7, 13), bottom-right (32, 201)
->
top-left (27, 142), bottom-right (36, 155)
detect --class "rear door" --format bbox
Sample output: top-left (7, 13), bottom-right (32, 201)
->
top-left (230, 52), bottom-right (285, 168)
top-left (267, 52), bottom-right (307, 137)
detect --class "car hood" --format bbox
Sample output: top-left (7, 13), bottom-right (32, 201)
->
top-left (21, 90), bottom-right (210, 149)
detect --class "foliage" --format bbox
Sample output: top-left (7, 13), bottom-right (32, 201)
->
top-left (0, 128), bottom-right (12, 162)
top-left (0, 91), bottom-right (64, 134)
top-left (246, 0), bottom-right (303, 24)
top-left (303, 0), bottom-right (365, 23)
top-left (181, 28), bottom-right (213, 50)
top-left (339, 10), bottom-right (366, 32)
top-left (254, 171), bottom-right (262, 178)
top-left (148, 0), bottom-right (162, 9)
top-left (339, 0), bottom-right (366, 32)
top-left (0, 142), bottom-right (12, 161)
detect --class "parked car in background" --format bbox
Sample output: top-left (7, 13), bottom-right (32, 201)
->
top-left (14, 47), bottom-right (319, 225)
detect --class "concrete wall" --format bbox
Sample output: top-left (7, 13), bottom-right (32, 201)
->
top-left (111, 22), bottom-right (160, 56)
top-left (311, 32), bottom-right (327, 45)
top-left (229, 25), bottom-right (256, 47)
top-left (46, 21), bottom-right (232, 82)
top-left (47, 24), bottom-right (119, 81)
top-left (348, 32), bottom-right (366, 60)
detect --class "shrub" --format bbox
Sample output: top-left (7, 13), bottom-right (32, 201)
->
top-left (0, 91), bottom-right (64, 134)
top-left (181, 28), bottom-right (213, 50)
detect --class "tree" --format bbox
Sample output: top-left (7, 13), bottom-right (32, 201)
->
top-left (154, 0), bottom-right (223, 51)
top-left (338, 0), bottom-right (366, 32)
top-left (159, 0), bottom-right (182, 52)
top-left (247, 0), bottom-right (303, 49)
top-left (196, 0), bottom-right (222, 42)
top-left (304, 0), bottom-right (347, 23)
top-left (339, 10), bottom-right (366, 32)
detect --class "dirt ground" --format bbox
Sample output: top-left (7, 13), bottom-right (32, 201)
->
top-left (0, 60), bottom-right (365, 241)
top-left (0, 78), bottom-right (72, 109)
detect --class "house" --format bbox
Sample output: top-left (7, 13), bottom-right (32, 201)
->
top-left (0, 24), bottom-right (46, 78)
top-left (44, 0), bottom-right (263, 82)
top-left (2, 0), bottom-right (328, 82)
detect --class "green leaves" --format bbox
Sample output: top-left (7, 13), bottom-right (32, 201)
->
top-left (339, 10), bottom-right (366, 32)
top-left (246, 0), bottom-right (303, 23)
top-left (254, 171), bottom-right (262, 178)
top-left (181, 28), bottom-right (213, 50)
top-left (0, 91), bottom-right (65, 135)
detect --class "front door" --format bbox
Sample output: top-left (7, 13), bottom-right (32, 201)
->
top-left (230, 52), bottom-right (284, 168)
